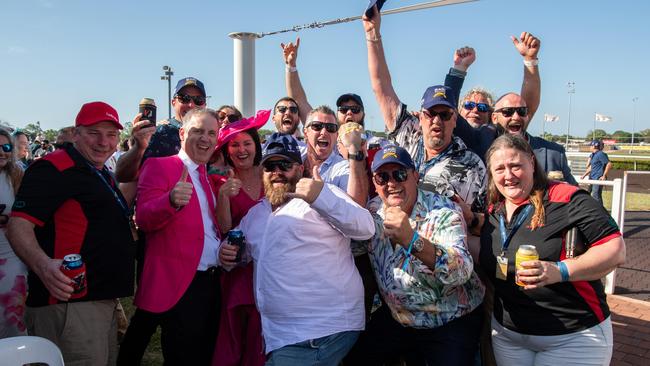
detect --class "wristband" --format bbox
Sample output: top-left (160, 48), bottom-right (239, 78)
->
top-left (366, 35), bottom-right (381, 42)
top-left (286, 66), bottom-right (297, 73)
top-left (401, 231), bottom-right (420, 271)
top-left (523, 59), bottom-right (539, 67)
top-left (556, 261), bottom-right (570, 282)
top-left (448, 67), bottom-right (467, 78)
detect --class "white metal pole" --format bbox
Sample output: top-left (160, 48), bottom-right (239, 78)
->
top-left (566, 82), bottom-right (575, 148)
top-left (229, 32), bottom-right (259, 117)
top-left (605, 178), bottom-right (623, 294)
top-left (620, 171), bottom-right (628, 233)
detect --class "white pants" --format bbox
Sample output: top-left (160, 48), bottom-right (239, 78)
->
top-left (491, 316), bottom-right (613, 366)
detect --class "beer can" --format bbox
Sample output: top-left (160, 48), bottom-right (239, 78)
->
top-left (138, 98), bottom-right (157, 126)
top-left (61, 254), bottom-right (88, 299)
top-left (227, 230), bottom-right (245, 264)
top-left (515, 245), bottom-right (539, 287)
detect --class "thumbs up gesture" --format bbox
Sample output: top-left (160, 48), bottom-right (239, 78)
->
top-left (285, 165), bottom-right (324, 204)
top-left (170, 165), bottom-right (193, 209)
top-left (383, 206), bottom-right (414, 247)
top-left (219, 169), bottom-right (243, 199)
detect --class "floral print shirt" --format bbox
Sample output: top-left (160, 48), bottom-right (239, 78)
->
top-left (142, 117), bottom-right (182, 162)
top-left (369, 190), bottom-right (484, 328)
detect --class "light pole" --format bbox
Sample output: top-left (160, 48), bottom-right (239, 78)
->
top-left (632, 97), bottom-right (638, 145)
top-left (161, 65), bottom-right (174, 119)
top-left (566, 82), bottom-right (575, 148)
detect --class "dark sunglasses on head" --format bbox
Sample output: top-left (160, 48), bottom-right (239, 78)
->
top-left (338, 106), bottom-right (362, 114)
top-left (262, 160), bottom-right (294, 172)
top-left (494, 106), bottom-right (528, 117)
top-left (0, 144), bottom-right (12, 153)
top-left (218, 113), bottom-right (239, 124)
top-left (463, 101), bottom-right (491, 113)
top-left (421, 109), bottom-right (454, 122)
top-left (309, 122), bottom-right (339, 133)
top-left (276, 105), bottom-right (299, 114)
top-left (373, 168), bottom-right (409, 186)
top-left (175, 93), bottom-right (206, 106)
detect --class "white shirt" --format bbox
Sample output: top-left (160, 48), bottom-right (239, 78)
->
top-left (236, 184), bottom-right (375, 353)
top-left (178, 150), bottom-right (220, 270)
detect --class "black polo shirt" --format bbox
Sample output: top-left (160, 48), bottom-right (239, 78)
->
top-left (12, 144), bottom-right (135, 307)
top-left (479, 182), bottom-right (620, 335)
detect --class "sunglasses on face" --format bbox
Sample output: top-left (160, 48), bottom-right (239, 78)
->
top-left (276, 105), bottom-right (299, 114)
top-left (175, 93), bottom-right (206, 106)
top-left (494, 106), bottom-right (528, 117)
top-left (338, 106), bottom-right (362, 114)
top-left (262, 160), bottom-right (294, 172)
top-left (373, 168), bottom-right (409, 186)
top-left (309, 122), bottom-right (339, 133)
top-left (0, 144), bottom-right (12, 153)
top-left (218, 113), bottom-right (239, 124)
top-left (421, 109), bottom-right (454, 122)
top-left (463, 101), bottom-right (491, 113)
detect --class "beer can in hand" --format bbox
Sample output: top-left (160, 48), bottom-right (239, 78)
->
top-left (227, 230), bottom-right (245, 264)
top-left (138, 98), bottom-right (157, 127)
top-left (61, 254), bottom-right (88, 299)
top-left (515, 245), bottom-right (539, 286)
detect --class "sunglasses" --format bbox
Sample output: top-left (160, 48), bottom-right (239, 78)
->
top-left (309, 122), bottom-right (339, 133)
top-left (218, 113), bottom-right (239, 124)
top-left (0, 144), bottom-right (12, 153)
top-left (338, 106), bottom-right (362, 114)
top-left (421, 109), bottom-right (454, 122)
top-left (373, 168), bottom-right (409, 186)
top-left (262, 160), bottom-right (295, 172)
top-left (175, 93), bottom-right (206, 106)
top-left (463, 101), bottom-right (491, 113)
top-left (276, 105), bottom-right (299, 114)
top-left (494, 107), bottom-right (528, 117)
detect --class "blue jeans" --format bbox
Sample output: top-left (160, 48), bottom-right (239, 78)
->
top-left (265, 330), bottom-right (360, 366)
top-left (590, 183), bottom-right (603, 204)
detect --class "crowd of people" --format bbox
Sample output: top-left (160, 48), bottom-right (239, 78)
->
top-left (0, 5), bottom-right (626, 366)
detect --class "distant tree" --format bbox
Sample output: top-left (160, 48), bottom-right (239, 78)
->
top-left (639, 128), bottom-right (650, 137)
top-left (611, 130), bottom-right (632, 143)
top-left (42, 129), bottom-right (58, 141)
top-left (21, 123), bottom-right (42, 140)
top-left (586, 129), bottom-right (608, 140)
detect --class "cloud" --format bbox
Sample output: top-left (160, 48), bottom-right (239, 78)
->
top-left (7, 46), bottom-right (27, 55)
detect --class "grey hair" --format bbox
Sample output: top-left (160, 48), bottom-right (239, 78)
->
top-left (182, 107), bottom-right (217, 128)
top-left (459, 87), bottom-right (495, 110)
top-left (304, 105), bottom-right (337, 127)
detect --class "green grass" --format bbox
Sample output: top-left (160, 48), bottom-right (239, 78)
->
top-left (121, 297), bottom-right (163, 366)
top-left (603, 191), bottom-right (650, 211)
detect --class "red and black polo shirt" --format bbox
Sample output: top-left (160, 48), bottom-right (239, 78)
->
top-left (12, 144), bottom-right (135, 307)
top-left (479, 182), bottom-right (621, 335)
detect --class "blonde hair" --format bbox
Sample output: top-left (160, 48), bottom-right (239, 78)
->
top-left (3, 129), bottom-right (24, 194)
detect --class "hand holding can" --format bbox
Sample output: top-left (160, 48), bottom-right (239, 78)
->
top-left (515, 245), bottom-right (539, 287)
top-left (60, 254), bottom-right (88, 299)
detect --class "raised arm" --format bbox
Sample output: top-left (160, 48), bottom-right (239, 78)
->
top-left (512, 32), bottom-right (541, 120)
top-left (115, 115), bottom-right (156, 182)
top-left (282, 38), bottom-right (312, 124)
top-left (363, 6), bottom-right (402, 131)
top-left (339, 123), bottom-right (369, 206)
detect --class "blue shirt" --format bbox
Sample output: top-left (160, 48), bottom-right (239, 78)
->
top-left (588, 150), bottom-right (610, 179)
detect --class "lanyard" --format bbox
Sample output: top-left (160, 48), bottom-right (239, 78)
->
top-left (86, 163), bottom-right (131, 219)
top-left (498, 204), bottom-right (532, 255)
top-left (414, 139), bottom-right (454, 182)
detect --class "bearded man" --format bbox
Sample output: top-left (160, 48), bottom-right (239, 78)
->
top-left (219, 132), bottom-right (374, 366)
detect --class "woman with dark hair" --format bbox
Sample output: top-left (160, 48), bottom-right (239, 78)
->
top-left (480, 133), bottom-right (625, 366)
top-left (210, 110), bottom-right (269, 366)
top-left (215, 105), bottom-right (243, 128)
top-left (0, 128), bottom-right (26, 338)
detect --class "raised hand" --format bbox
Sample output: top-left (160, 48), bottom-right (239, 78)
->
top-left (362, 5), bottom-right (381, 38)
top-left (338, 122), bottom-right (364, 152)
top-left (281, 37), bottom-right (300, 67)
top-left (453, 46), bottom-right (476, 71)
top-left (511, 32), bottom-right (541, 60)
top-left (131, 113), bottom-right (156, 148)
top-left (285, 165), bottom-right (324, 204)
top-left (383, 206), bottom-right (414, 247)
top-left (170, 165), bottom-right (193, 209)
top-left (219, 169), bottom-right (243, 198)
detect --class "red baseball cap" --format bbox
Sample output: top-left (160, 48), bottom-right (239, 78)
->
top-left (75, 101), bottom-right (123, 129)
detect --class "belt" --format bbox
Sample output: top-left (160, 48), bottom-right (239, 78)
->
top-left (196, 266), bottom-right (220, 277)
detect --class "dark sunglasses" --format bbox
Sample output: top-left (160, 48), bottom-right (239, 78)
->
top-left (276, 105), bottom-right (299, 114)
top-left (338, 106), bottom-right (362, 114)
top-left (494, 106), bottom-right (528, 117)
top-left (463, 101), bottom-right (491, 113)
top-left (0, 144), bottom-right (12, 153)
top-left (373, 168), bottom-right (409, 186)
top-left (309, 122), bottom-right (339, 133)
top-left (218, 113), bottom-right (239, 124)
top-left (175, 93), bottom-right (206, 106)
top-left (421, 109), bottom-right (454, 122)
top-left (262, 160), bottom-right (294, 172)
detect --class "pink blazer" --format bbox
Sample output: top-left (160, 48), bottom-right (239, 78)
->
top-left (134, 155), bottom-right (211, 313)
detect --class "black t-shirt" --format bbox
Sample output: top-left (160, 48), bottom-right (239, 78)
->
top-left (12, 145), bottom-right (135, 307)
top-left (479, 182), bottom-right (620, 335)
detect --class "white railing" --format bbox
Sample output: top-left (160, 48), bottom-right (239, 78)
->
top-left (620, 171), bottom-right (650, 233)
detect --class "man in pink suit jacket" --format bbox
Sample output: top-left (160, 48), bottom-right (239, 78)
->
top-left (135, 108), bottom-right (222, 365)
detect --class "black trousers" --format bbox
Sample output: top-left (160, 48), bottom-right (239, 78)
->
top-left (117, 307), bottom-right (161, 365)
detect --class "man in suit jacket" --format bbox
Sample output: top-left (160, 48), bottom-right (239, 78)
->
top-left (135, 107), bottom-right (221, 365)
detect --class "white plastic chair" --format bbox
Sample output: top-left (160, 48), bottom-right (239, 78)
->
top-left (0, 336), bottom-right (64, 365)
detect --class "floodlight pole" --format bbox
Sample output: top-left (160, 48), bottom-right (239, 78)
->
top-left (566, 82), bottom-right (575, 148)
top-left (229, 32), bottom-right (260, 118)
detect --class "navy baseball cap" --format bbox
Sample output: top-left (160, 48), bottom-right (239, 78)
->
top-left (420, 85), bottom-right (456, 110)
top-left (371, 145), bottom-right (416, 173)
top-left (174, 77), bottom-right (206, 97)
top-left (336, 93), bottom-right (364, 108)
top-left (590, 140), bottom-right (603, 149)
top-left (262, 133), bottom-right (302, 164)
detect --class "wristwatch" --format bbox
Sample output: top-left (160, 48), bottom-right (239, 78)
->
top-left (412, 235), bottom-right (425, 253)
top-left (348, 150), bottom-right (365, 161)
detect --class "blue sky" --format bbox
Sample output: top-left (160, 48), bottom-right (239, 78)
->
top-left (1, 0), bottom-right (648, 139)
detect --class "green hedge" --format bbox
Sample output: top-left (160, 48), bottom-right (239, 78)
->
top-left (610, 160), bottom-right (650, 170)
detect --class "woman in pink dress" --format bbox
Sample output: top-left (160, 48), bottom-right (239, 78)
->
top-left (210, 110), bottom-right (270, 366)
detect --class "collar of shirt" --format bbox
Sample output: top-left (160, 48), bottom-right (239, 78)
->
top-left (178, 149), bottom-right (199, 172)
top-left (169, 117), bottom-right (183, 128)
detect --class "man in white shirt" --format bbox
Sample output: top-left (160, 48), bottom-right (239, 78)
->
top-left (220, 132), bottom-right (375, 365)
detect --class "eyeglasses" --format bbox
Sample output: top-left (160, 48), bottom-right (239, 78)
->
top-left (308, 122), bottom-right (339, 133)
top-left (338, 106), bottom-right (362, 114)
top-left (373, 168), bottom-right (409, 186)
top-left (421, 109), bottom-right (454, 122)
top-left (463, 101), bottom-right (491, 113)
top-left (262, 160), bottom-right (294, 172)
top-left (175, 93), bottom-right (206, 106)
top-left (0, 144), bottom-right (12, 153)
top-left (218, 113), bottom-right (239, 124)
top-left (276, 105), bottom-right (299, 114)
top-left (494, 107), bottom-right (528, 117)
